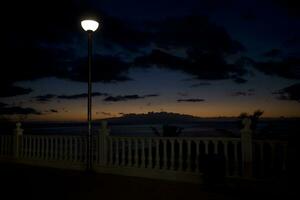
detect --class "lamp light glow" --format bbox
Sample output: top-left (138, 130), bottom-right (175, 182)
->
top-left (81, 20), bottom-right (99, 32)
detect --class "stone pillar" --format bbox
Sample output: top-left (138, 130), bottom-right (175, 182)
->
top-left (13, 122), bottom-right (23, 159)
top-left (98, 121), bottom-right (110, 165)
top-left (241, 118), bottom-right (253, 177)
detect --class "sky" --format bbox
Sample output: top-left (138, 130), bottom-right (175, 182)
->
top-left (0, 0), bottom-right (299, 121)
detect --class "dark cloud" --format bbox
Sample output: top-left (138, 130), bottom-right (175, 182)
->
top-left (0, 104), bottom-right (41, 115)
top-left (1, 1), bottom-right (150, 96)
top-left (254, 57), bottom-right (300, 79)
top-left (273, 83), bottom-right (300, 102)
top-left (104, 94), bottom-right (159, 102)
top-left (190, 82), bottom-right (211, 88)
top-left (241, 10), bottom-right (256, 21)
top-left (35, 94), bottom-right (56, 103)
top-left (283, 35), bottom-right (300, 48)
top-left (262, 48), bottom-right (282, 58)
top-left (64, 55), bottom-right (131, 83)
top-left (97, 112), bottom-right (112, 116)
top-left (2, 8), bottom-right (250, 96)
top-left (135, 49), bottom-right (186, 68)
top-left (48, 109), bottom-right (58, 113)
top-left (0, 84), bottom-right (32, 97)
top-left (101, 16), bottom-right (151, 50)
top-left (135, 49), bottom-right (248, 82)
top-left (177, 98), bottom-right (205, 102)
top-left (178, 92), bottom-right (189, 97)
top-left (231, 76), bottom-right (248, 84)
top-left (272, 0), bottom-right (300, 17)
top-left (151, 15), bottom-right (245, 54)
top-left (57, 92), bottom-right (108, 99)
top-left (231, 90), bottom-right (255, 96)
top-left (0, 102), bottom-right (8, 107)
top-left (35, 92), bottom-right (108, 102)
top-left (134, 15), bottom-right (247, 83)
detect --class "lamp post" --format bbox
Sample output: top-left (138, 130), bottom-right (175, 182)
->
top-left (81, 19), bottom-right (99, 170)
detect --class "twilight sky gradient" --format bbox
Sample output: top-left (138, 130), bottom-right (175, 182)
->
top-left (0, 0), bottom-right (299, 121)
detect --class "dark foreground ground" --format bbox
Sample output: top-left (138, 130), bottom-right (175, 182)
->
top-left (0, 163), bottom-right (289, 200)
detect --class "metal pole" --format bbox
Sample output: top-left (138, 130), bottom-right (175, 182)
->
top-left (87, 31), bottom-right (93, 170)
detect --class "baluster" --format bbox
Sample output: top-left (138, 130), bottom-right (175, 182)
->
top-left (148, 138), bottom-right (152, 169)
top-left (36, 136), bottom-right (39, 159)
top-left (155, 139), bottom-right (160, 169)
top-left (213, 140), bottom-right (218, 154)
top-left (49, 137), bottom-right (52, 160)
top-left (6, 136), bottom-right (9, 156)
top-left (39, 136), bottom-right (43, 159)
top-left (195, 140), bottom-right (200, 173)
top-left (163, 139), bottom-right (167, 170)
top-left (134, 138), bottom-right (138, 167)
top-left (74, 137), bottom-right (78, 162)
top-left (32, 136), bottom-right (36, 159)
top-left (38, 136), bottom-right (43, 159)
top-left (54, 137), bottom-right (58, 160)
top-left (96, 136), bottom-right (100, 164)
top-left (69, 137), bottom-right (73, 162)
top-left (37, 136), bottom-right (41, 159)
top-left (109, 137), bottom-right (113, 165)
top-left (141, 138), bottom-right (146, 168)
top-left (78, 137), bottom-right (81, 162)
top-left (27, 136), bottom-right (31, 159)
top-left (53, 136), bottom-right (56, 160)
top-left (233, 141), bottom-right (239, 176)
top-left (204, 140), bottom-right (209, 155)
top-left (187, 139), bottom-right (192, 171)
top-left (10, 136), bottom-right (13, 155)
top-left (282, 143), bottom-right (287, 171)
top-left (224, 141), bottom-right (229, 176)
top-left (64, 137), bottom-right (68, 161)
top-left (4, 136), bottom-right (7, 156)
top-left (41, 136), bottom-right (44, 160)
top-left (49, 136), bottom-right (54, 160)
top-left (128, 138), bottom-right (132, 167)
top-left (59, 137), bottom-right (63, 160)
top-left (121, 138), bottom-right (126, 166)
top-left (270, 142), bottom-right (275, 170)
top-left (23, 136), bottom-right (27, 158)
top-left (259, 141), bottom-right (264, 176)
top-left (56, 137), bottom-right (60, 160)
top-left (7, 136), bottom-right (10, 156)
top-left (115, 138), bottom-right (119, 166)
top-left (2, 136), bottom-right (5, 155)
top-left (0, 136), bottom-right (3, 156)
top-left (28, 136), bottom-right (32, 159)
top-left (3, 136), bottom-right (6, 156)
top-left (178, 139), bottom-right (183, 171)
top-left (2, 136), bottom-right (5, 156)
top-left (80, 137), bottom-right (84, 163)
top-left (170, 139), bottom-right (175, 170)
top-left (44, 137), bottom-right (48, 160)
top-left (84, 137), bottom-right (88, 163)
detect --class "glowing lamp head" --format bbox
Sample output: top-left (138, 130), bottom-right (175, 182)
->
top-left (81, 20), bottom-right (99, 32)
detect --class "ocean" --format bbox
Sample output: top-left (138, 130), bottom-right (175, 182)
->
top-left (1, 119), bottom-right (295, 139)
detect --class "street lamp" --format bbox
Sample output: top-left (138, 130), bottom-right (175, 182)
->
top-left (81, 19), bottom-right (99, 170)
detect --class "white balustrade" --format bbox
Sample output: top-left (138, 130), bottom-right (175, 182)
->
top-left (0, 123), bottom-right (288, 181)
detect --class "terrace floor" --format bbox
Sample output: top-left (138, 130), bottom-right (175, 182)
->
top-left (0, 163), bottom-right (288, 200)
